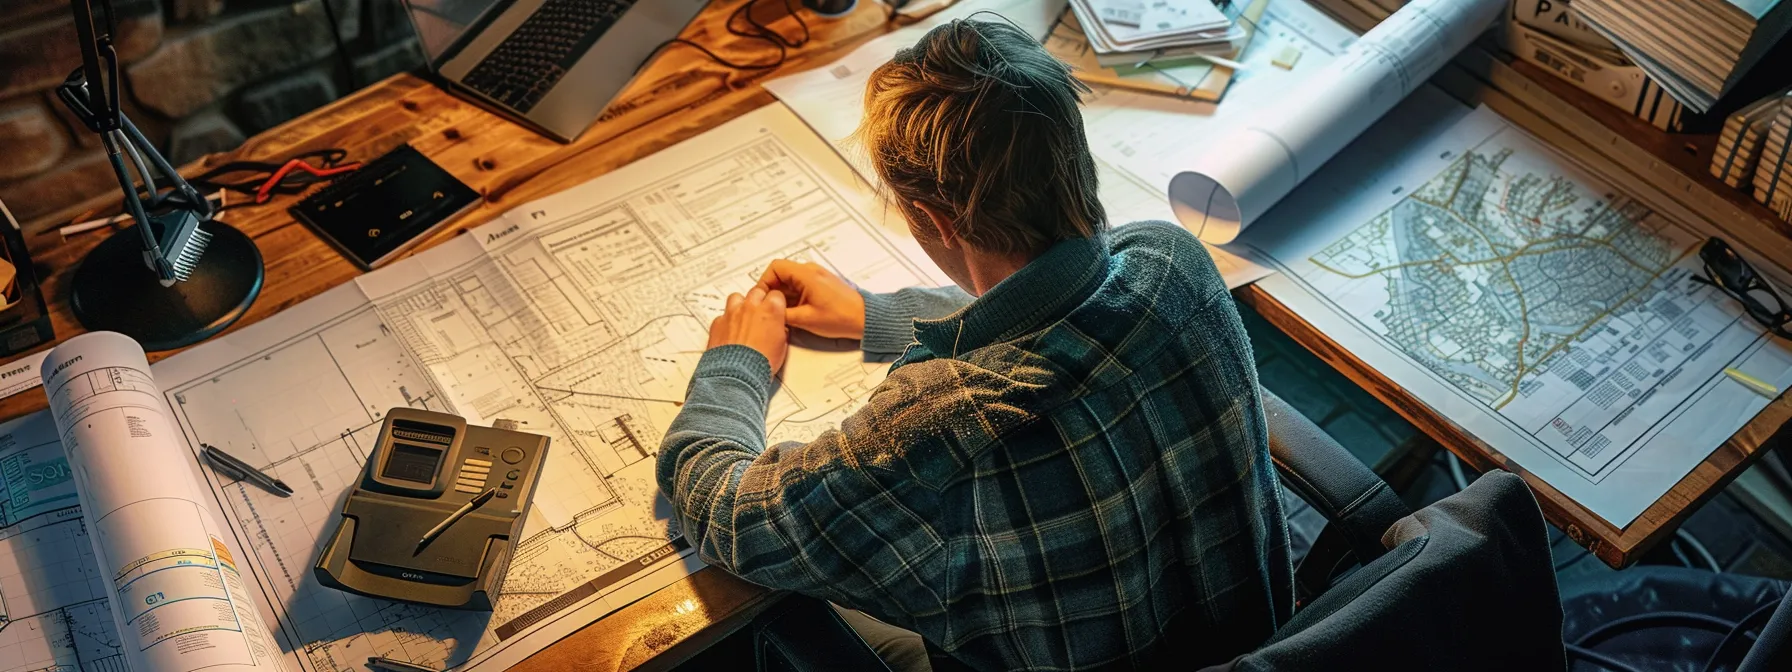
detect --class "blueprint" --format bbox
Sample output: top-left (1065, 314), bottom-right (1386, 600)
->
top-left (137, 103), bottom-right (945, 672)
top-left (0, 412), bottom-right (127, 672)
top-left (1242, 94), bottom-right (1792, 527)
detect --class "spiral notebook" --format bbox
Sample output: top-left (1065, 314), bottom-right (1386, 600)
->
top-left (289, 144), bottom-right (480, 270)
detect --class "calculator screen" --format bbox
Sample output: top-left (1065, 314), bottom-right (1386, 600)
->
top-left (381, 442), bottom-right (443, 484)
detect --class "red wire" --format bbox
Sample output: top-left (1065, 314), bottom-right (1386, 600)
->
top-left (254, 159), bottom-right (363, 203)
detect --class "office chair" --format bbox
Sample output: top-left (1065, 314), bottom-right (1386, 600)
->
top-left (1185, 389), bottom-right (1569, 670)
top-left (763, 387), bottom-right (1792, 672)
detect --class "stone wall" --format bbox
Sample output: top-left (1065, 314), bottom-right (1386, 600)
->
top-left (0, 0), bottom-right (424, 230)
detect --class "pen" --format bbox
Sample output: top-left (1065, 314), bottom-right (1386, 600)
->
top-left (201, 444), bottom-right (293, 497)
top-left (417, 488), bottom-right (496, 550)
top-left (367, 656), bottom-right (438, 672)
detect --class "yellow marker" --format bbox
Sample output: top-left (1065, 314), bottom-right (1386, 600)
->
top-left (1724, 367), bottom-right (1779, 399)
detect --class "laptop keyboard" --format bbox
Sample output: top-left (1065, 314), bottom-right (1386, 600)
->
top-left (461, 0), bottom-right (638, 114)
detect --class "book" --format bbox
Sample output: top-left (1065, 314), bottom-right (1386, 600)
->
top-left (1572, 0), bottom-right (1792, 112)
top-left (288, 144), bottom-right (480, 270)
top-left (1709, 88), bottom-right (1790, 188)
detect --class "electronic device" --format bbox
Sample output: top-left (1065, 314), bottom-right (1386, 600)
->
top-left (315, 409), bottom-right (548, 610)
top-left (288, 144), bottom-right (480, 270)
top-left (399, 0), bottom-right (711, 142)
top-left (55, 0), bottom-right (262, 351)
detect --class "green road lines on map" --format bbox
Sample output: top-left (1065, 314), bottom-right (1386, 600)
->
top-left (1309, 148), bottom-right (1691, 409)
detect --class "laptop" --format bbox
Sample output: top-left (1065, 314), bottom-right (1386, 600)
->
top-left (401, 0), bottom-right (712, 142)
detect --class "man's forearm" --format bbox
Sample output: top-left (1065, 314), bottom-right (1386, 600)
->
top-left (859, 286), bottom-right (974, 355)
top-left (656, 345), bottom-right (775, 546)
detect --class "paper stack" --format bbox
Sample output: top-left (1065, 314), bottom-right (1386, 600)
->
top-left (1047, 0), bottom-right (1269, 101)
top-left (1571, 0), bottom-right (1792, 113)
top-left (1070, 0), bottom-right (1243, 67)
top-left (1709, 89), bottom-right (1790, 188)
top-left (1753, 100), bottom-right (1792, 220)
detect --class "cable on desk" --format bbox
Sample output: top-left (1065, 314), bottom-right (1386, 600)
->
top-left (1699, 599), bottom-right (1780, 672)
top-left (639, 0), bottom-right (811, 72)
top-left (1674, 528), bottom-right (1724, 573)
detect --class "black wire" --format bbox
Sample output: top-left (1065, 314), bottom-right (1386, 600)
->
top-left (639, 0), bottom-right (810, 72)
top-left (1574, 611), bottom-right (1743, 648)
top-left (1553, 547), bottom-right (1591, 572)
top-left (318, 0), bottom-right (360, 89)
top-left (1700, 600), bottom-right (1782, 672)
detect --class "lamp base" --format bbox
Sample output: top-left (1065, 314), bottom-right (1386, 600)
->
top-left (70, 222), bottom-right (264, 352)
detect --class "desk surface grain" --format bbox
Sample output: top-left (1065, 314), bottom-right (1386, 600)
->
top-left (4, 1), bottom-right (1790, 664)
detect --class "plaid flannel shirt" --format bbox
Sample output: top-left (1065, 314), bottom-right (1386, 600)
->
top-left (658, 220), bottom-right (1292, 670)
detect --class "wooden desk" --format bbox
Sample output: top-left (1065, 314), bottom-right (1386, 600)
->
top-left (4, 1), bottom-right (1790, 666)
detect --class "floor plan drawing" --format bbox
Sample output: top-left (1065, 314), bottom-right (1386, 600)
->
top-left (130, 104), bottom-right (945, 672)
top-left (0, 414), bottom-right (127, 672)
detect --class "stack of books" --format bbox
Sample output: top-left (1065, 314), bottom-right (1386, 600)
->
top-left (1069, 0), bottom-right (1243, 67)
top-left (1571, 0), bottom-right (1792, 113)
top-left (1752, 100), bottom-right (1792, 219)
top-left (1709, 89), bottom-right (1790, 189)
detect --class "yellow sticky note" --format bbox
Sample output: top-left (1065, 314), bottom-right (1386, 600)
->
top-left (1273, 45), bottom-right (1302, 70)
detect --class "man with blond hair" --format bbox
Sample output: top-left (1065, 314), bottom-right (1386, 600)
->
top-left (658, 18), bottom-right (1291, 671)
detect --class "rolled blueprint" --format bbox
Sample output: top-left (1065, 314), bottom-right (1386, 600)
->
top-left (42, 332), bottom-right (287, 672)
top-left (1166, 0), bottom-right (1504, 243)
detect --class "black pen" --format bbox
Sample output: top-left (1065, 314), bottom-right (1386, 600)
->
top-left (200, 444), bottom-right (293, 497)
top-left (367, 656), bottom-right (438, 672)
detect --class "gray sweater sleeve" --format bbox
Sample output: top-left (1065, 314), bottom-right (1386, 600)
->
top-left (858, 286), bottom-right (974, 356)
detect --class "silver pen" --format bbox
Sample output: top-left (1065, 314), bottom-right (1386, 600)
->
top-left (200, 444), bottom-right (293, 497)
top-left (417, 488), bottom-right (496, 550)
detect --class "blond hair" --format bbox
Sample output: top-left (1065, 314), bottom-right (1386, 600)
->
top-left (856, 19), bottom-right (1106, 256)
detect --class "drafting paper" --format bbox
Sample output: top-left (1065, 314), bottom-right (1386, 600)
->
top-left (1166, 0), bottom-right (1504, 243)
top-left (36, 332), bottom-right (289, 672)
top-left (0, 105), bottom-right (951, 672)
top-left (1239, 92), bottom-right (1792, 528)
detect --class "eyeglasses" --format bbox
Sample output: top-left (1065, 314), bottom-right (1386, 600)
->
top-left (1694, 237), bottom-right (1792, 339)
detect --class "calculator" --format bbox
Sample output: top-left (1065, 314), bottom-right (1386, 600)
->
top-left (314, 408), bottom-right (548, 610)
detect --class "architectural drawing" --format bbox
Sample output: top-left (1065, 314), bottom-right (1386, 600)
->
top-left (0, 414), bottom-right (126, 672)
top-left (137, 104), bottom-right (942, 671)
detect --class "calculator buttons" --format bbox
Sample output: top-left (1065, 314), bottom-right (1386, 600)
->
top-left (454, 484), bottom-right (482, 494)
top-left (465, 457), bottom-right (493, 468)
top-left (501, 447), bottom-right (525, 464)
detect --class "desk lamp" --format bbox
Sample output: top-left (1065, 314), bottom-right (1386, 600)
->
top-left (55, 0), bottom-right (262, 351)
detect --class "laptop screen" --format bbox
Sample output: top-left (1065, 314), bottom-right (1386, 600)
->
top-left (400, 0), bottom-right (505, 65)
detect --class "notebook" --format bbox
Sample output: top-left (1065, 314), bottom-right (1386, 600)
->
top-left (289, 144), bottom-right (481, 270)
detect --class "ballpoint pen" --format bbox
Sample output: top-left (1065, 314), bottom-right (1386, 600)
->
top-left (200, 443), bottom-right (293, 497)
top-left (417, 488), bottom-right (496, 550)
top-left (367, 656), bottom-right (438, 672)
